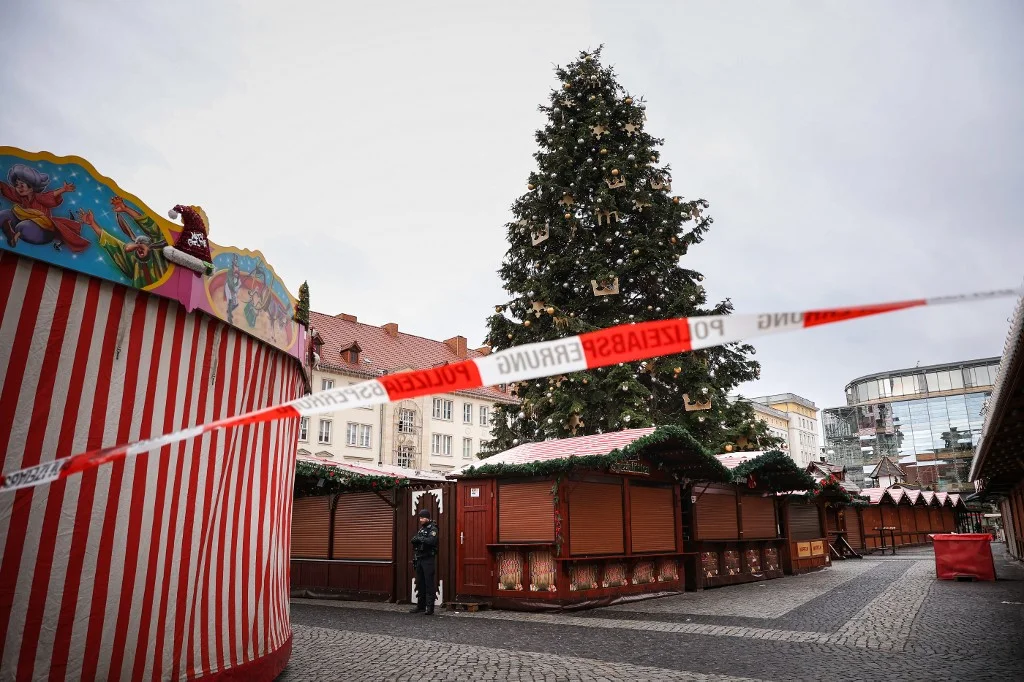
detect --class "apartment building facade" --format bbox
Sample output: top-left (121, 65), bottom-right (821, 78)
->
top-left (300, 311), bottom-right (518, 474)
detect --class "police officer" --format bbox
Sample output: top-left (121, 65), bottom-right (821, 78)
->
top-left (410, 509), bottom-right (439, 615)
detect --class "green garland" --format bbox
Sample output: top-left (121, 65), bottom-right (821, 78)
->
top-left (293, 459), bottom-right (411, 498)
top-left (460, 426), bottom-right (731, 483)
top-left (732, 450), bottom-right (816, 493)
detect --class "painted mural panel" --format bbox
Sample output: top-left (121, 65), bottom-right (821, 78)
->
top-left (0, 147), bottom-right (303, 357)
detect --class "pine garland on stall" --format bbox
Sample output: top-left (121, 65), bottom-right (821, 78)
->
top-left (293, 460), bottom-right (410, 498)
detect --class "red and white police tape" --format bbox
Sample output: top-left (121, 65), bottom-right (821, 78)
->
top-left (2, 287), bottom-right (1019, 493)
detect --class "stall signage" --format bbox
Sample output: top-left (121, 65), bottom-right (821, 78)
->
top-left (470, 488), bottom-right (480, 498)
top-left (811, 540), bottom-right (825, 556)
top-left (796, 542), bottom-right (811, 558)
top-left (610, 455), bottom-right (650, 476)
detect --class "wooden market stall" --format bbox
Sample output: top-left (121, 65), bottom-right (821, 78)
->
top-left (846, 487), bottom-right (965, 551)
top-left (290, 458), bottom-right (457, 606)
top-left (451, 427), bottom-right (733, 609)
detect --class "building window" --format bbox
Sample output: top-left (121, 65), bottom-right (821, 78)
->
top-left (321, 378), bottom-right (334, 391)
top-left (396, 445), bottom-right (414, 468)
top-left (318, 419), bottom-right (332, 445)
top-left (346, 423), bottom-right (372, 448)
top-left (479, 406), bottom-right (490, 427)
top-left (432, 398), bottom-right (453, 421)
top-left (463, 437), bottom-right (473, 459)
top-left (463, 403), bottom-right (473, 424)
top-left (398, 408), bottom-right (416, 433)
top-left (299, 417), bottom-right (308, 442)
top-left (431, 434), bottom-right (453, 456)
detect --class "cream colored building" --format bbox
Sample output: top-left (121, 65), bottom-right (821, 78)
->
top-left (299, 311), bottom-right (517, 474)
top-left (750, 393), bottom-right (821, 467)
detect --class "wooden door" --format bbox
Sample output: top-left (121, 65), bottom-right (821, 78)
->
top-left (457, 479), bottom-right (494, 597)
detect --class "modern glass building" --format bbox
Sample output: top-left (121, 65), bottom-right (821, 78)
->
top-left (821, 358), bottom-right (1000, 492)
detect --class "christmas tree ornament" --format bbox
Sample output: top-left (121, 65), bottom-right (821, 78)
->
top-left (527, 183), bottom-right (536, 190)
top-left (627, 153), bottom-right (636, 161)
top-left (624, 123), bottom-right (638, 136)
top-left (650, 177), bottom-right (671, 191)
top-left (545, 306), bottom-right (555, 315)
top-left (531, 221), bottom-right (550, 245)
top-left (559, 193), bottom-right (575, 205)
top-left (610, 168), bottom-right (620, 176)
top-left (595, 209), bottom-right (620, 225)
top-left (604, 176), bottom-right (626, 190)
top-left (590, 277), bottom-right (620, 296)
top-left (599, 148), bottom-right (608, 155)
top-left (563, 83), bottom-right (571, 90)
top-left (672, 196), bottom-right (681, 205)
top-left (684, 394), bottom-right (712, 411)
top-left (523, 320), bottom-right (531, 327)
top-left (724, 444), bottom-right (734, 453)
top-left (624, 97), bottom-right (633, 104)
top-left (591, 124), bottom-right (608, 138)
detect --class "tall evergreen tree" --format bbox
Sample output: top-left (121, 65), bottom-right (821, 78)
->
top-left (483, 47), bottom-right (777, 455)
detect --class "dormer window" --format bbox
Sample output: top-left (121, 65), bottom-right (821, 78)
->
top-left (340, 341), bottom-right (362, 364)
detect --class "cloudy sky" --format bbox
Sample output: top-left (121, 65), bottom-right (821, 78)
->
top-left (6, 1), bottom-right (1022, 415)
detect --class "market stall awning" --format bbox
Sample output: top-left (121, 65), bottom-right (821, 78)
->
top-left (732, 451), bottom-right (816, 493)
top-left (452, 426), bottom-right (731, 483)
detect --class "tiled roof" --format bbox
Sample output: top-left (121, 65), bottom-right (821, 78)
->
top-left (309, 310), bottom-right (516, 403)
top-left (935, 492), bottom-right (949, 506)
top-left (451, 428), bottom-right (657, 474)
top-left (859, 488), bottom-right (887, 504)
top-left (296, 453), bottom-right (445, 483)
top-left (904, 489), bottom-right (922, 505)
top-left (921, 491), bottom-right (936, 505)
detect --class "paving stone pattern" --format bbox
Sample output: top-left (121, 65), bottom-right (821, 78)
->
top-left (283, 545), bottom-right (1024, 681)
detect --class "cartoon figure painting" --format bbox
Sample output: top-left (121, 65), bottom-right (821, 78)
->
top-left (76, 196), bottom-right (169, 288)
top-left (206, 247), bottom-right (297, 352)
top-left (0, 164), bottom-right (91, 252)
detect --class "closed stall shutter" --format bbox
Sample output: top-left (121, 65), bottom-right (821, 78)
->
top-left (291, 496), bottom-right (331, 559)
top-left (333, 492), bottom-right (394, 560)
top-left (846, 508), bottom-right (863, 549)
top-left (499, 481), bottom-right (554, 542)
top-left (899, 507), bottom-right (917, 538)
top-left (941, 508), bottom-right (955, 531)
top-left (741, 495), bottom-right (777, 539)
top-left (788, 503), bottom-right (821, 541)
top-left (630, 484), bottom-right (676, 553)
top-left (862, 507), bottom-right (882, 547)
top-left (569, 482), bottom-right (624, 555)
top-left (929, 508), bottom-right (942, 531)
top-left (695, 487), bottom-right (739, 540)
top-left (881, 505), bottom-right (900, 532)
top-left (915, 507), bottom-right (931, 533)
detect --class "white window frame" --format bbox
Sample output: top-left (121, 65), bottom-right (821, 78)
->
top-left (321, 378), bottom-right (334, 391)
top-left (462, 437), bottom-right (473, 459)
top-left (396, 445), bottom-right (414, 468)
top-left (479, 406), bottom-right (490, 427)
top-left (431, 433), bottom-right (453, 456)
top-left (398, 408), bottom-right (416, 434)
top-left (346, 422), bottom-right (372, 448)
top-left (299, 417), bottom-right (308, 442)
top-left (318, 419), bottom-right (332, 445)
top-left (463, 403), bottom-right (473, 424)
top-left (432, 398), bottom-right (453, 421)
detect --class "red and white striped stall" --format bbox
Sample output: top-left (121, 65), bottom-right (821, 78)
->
top-left (0, 147), bottom-right (308, 681)
top-left (0, 253), bottom-right (305, 680)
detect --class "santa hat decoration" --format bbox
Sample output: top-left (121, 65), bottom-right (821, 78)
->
top-left (163, 204), bottom-right (214, 275)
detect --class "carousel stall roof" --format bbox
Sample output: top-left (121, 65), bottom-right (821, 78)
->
top-left (452, 426), bottom-right (731, 483)
top-left (970, 289), bottom-right (1024, 494)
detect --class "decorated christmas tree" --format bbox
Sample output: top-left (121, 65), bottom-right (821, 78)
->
top-left (483, 47), bottom-right (777, 456)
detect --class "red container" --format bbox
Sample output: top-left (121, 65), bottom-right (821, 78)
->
top-left (929, 534), bottom-right (996, 581)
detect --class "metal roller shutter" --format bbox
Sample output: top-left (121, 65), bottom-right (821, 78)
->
top-left (741, 495), bottom-right (777, 539)
top-left (569, 482), bottom-right (624, 555)
top-left (499, 481), bottom-right (555, 542)
top-left (845, 508), bottom-right (863, 549)
top-left (333, 492), bottom-right (394, 560)
top-left (291, 496), bottom-right (331, 559)
top-left (941, 508), bottom-right (955, 531)
top-left (695, 488), bottom-right (739, 540)
top-left (881, 505), bottom-right (900, 532)
top-left (929, 508), bottom-right (942, 531)
top-left (788, 503), bottom-right (821, 541)
top-left (900, 506), bottom-right (917, 537)
top-left (629, 485), bottom-right (676, 552)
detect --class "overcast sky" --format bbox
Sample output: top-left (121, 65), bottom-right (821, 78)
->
top-left (6, 1), bottom-right (1022, 417)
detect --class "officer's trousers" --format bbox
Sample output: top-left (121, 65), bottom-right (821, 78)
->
top-left (414, 557), bottom-right (436, 612)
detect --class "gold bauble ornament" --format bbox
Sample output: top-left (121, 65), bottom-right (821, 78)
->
top-left (725, 444), bottom-right (734, 453)
top-left (672, 196), bottom-right (681, 205)
top-left (599, 148), bottom-right (608, 155)
top-left (624, 97), bottom-right (633, 104)
top-left (564, 213), bottom-right (572, 220)
top-left (582, 378), bottom-right (589, 384)
top-left (671, 236), bottom-right (678, 243)
top-left (633, 249), bottom-right (640, 255)
top-left (563, 82), bottom-right (572, 90)
top-left (527, 183), bottom-right (535, 190)
top-left (507, 333), bottom-right (514, 339)
top-left (611, 168), bottom-right (620, 176)
top-left (495, 305), bottom-right (503, 313)
top-left (673, 366), bottom-right (682, 373)
top-left (523, 320), bottom-right (531, 327)
top-left (545, 306), bottom-right (555, 315)
top-left (584, 54), bottom-right (592, 62)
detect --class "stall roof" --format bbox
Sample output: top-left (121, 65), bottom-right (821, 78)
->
top-left (732, 451), bottom-right (817, 493)
top-left (452, 426), bottom-right (731, 483)
top-left (296, 455), bottom-right (446, 482)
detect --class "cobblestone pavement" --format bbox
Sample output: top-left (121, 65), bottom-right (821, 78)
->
top-left (282, 544), bottom-right (1024, 681)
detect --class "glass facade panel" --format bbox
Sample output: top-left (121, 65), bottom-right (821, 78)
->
top-left (838, 361), bottom-right (997, 487)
